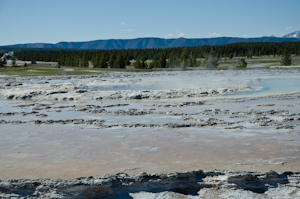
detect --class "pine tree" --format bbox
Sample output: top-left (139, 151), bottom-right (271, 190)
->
top-left (281, 49), bottom-right (292, 66)
top-left (134, 59), bottom-right (140, 68)
top-left (140, 60), bottom-right (146, 69)
top-left (58, 56), bottom-right (63, 66)
top-left (158, 54), bottom-right (166, 68)
top-left (139, 56), bottom-right (146, 69)
top-left (99, 53), bottom-right (107, 68)
top-left (125, 56), bottom-right (130, 66)
top-left (91, 54), bottom-right (99, 67)
top-left (149, 61), bottom-right (155, 69)
top-left (180, 47), bottom-right (189, 61)
top-left (80, 52), bottom-right (88, 67)
top-left (108, 54), bottom-right (116, 68)
top-left (192, 53), bottom-right (197, 67)
top-left (0, 54), bottom-right (7, 68)
top-left (64, 56), bottom-right (70, 66)
top-left (12, 57), bottom-right (16, 67)
top-left (151, 55), bottom-right (159, 68)
top-left (237, 58), bottom-right (247, 68)
top-left (115, 54), bottom-right (125, 68)
top-left (188, 57), bottom-right (193, 67)
top-left (246, 48), bottom-right (252, 58)
top-left (167, 53), bottom-right (178, 68)
top-left (181, 60), bottom-right (187, 71)
top-left (0, 59), bottom-right (5, 68)
top-left (73, 55), bottom-right (80, 66)
top-left (197, 58), bottom-right (202, 67)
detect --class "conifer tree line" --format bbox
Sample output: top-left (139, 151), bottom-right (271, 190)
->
top-left (13, 41), bottom-right (300, 68)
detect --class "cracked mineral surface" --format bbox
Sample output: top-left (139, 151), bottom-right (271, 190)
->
top-left (0, 69), bottom-right (300, 198)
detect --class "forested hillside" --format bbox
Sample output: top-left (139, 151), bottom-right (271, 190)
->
top-left (13, 41), bottom-right (300, 69)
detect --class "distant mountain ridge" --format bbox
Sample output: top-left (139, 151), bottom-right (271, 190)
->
top-left (283, 31), bottom-right (300, 38)
top-left (2, 35), bottom-right (300, 50)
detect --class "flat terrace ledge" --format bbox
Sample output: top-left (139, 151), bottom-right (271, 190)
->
top-left (0, 170), bottom-right (300, 198)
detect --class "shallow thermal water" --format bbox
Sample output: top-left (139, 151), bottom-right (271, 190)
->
top-left (226, 77), bottom-right (300, 97)
top-left (79, 71), bottom-right (300, 98)
top-left (0, 70), bottom-right (300, 179)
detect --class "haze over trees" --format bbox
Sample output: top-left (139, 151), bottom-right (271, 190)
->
top-left (204, 49), bottom-right (219, 68)
top-left (12, 41), bottom-right (300, 68)
top-left (12, 57), bottom-right (16, 67)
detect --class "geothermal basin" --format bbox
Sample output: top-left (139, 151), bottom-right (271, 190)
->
top-left (0, 69), bottom-right (300, 198)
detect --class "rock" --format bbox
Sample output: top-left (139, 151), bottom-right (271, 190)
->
top-left (36, 114), bottom-right (48, 118)
top-left (129, 94), bottom-right (142, 99)
top-left (200, 91), bottom-right (208, 95)
top-left (75, 90), bottom-right (87, 93)
top-left (5, 94), bottom-right (15, 99)
top-left (253, 104), bottom-right (275, 107)
top-left (225, 126), bottom-right (246, 129)
top-left (276, 125), bottom-right (294, 129)
top-left (0, 170), bottom-right (299, 198)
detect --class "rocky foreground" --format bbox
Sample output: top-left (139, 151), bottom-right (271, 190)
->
top-left (1, 170), bottom-right (300, 199)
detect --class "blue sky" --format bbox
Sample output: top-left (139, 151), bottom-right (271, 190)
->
top-left (0, 0), bottom-right (299, 45)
